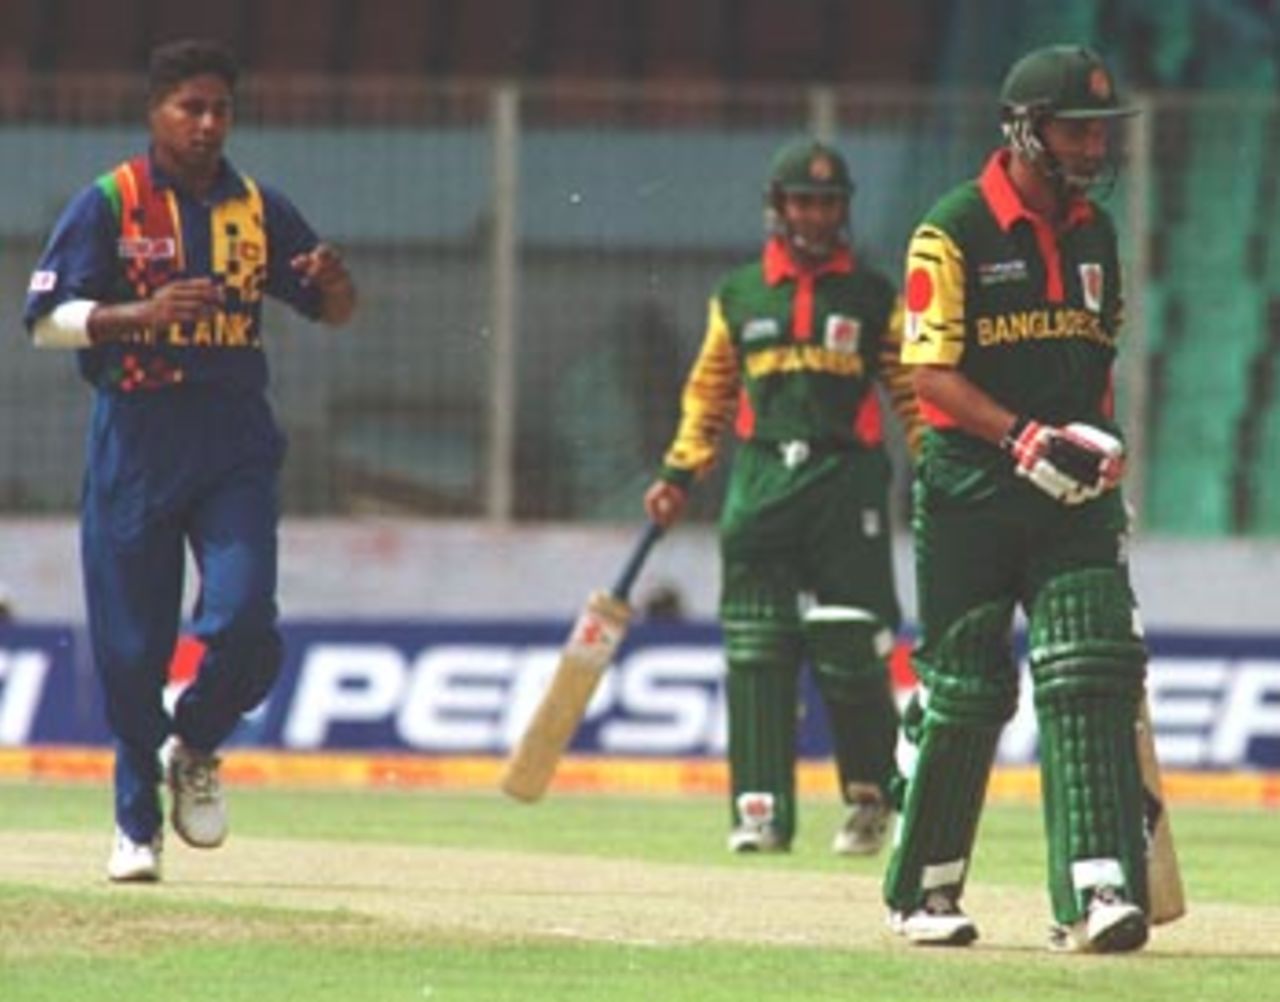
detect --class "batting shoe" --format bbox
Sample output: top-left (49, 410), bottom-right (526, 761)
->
top-left (166, 740), bottom-right (228, 849)
top-left (727, 823), bottom-right (789, 853)
top-left (832, 788), bottom-right (891, 856)
top-left (107, 827), bottom-right (162, 883)
top-left (888, 890), bottom-right (979, 946)
top-left (1049, 888), bottom-right (1148, 954)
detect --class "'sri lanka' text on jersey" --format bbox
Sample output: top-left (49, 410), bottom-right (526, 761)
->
top-left (23, 154), bottom-right (324, 393)
top-left (902, 149), bottom-right (1124, 433)
top-left (660, 236), bottom-right (921, 485)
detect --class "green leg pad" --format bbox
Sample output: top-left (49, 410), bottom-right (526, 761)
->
top-left (723, 618), bottom-right (803, 843)
top-left (1030, 569), bottom-right (1148, 925)
top-left (804, 606), bottom-right (899, 800)
top-left (883, 599), bottom-right (1018, 910)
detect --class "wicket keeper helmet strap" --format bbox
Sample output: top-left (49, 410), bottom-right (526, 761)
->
top-left (766, 138), bottom-right (856, 201)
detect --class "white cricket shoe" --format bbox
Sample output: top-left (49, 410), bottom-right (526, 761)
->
top-left (888, 890), bottom-right (979, 946)
top-left (166, 740), bottom-right (228, 848)
top-left (107, 827), bottom-right (162, 883)
top-left (832, 791), bottom-right (891, 856)
top-left (727, 823), bottom-right (789, 853)
top-left (1049, 888), bottom-right (1148, 953)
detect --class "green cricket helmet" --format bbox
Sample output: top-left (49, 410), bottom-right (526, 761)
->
top-left (766, 139), bottom-right (855, 200)
top-left (999, 46), bottom-right (1136, 193)
top-left (1000, 45), bottom-right (1136, 121)
top-left (765, 139), bottom-right (854, 258)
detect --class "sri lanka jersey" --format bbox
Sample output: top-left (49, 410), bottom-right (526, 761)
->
top-left (24, 152), bottom-right (324, 393)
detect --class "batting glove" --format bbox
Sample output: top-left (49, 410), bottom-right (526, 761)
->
top-left (1002, 418), bottom-right (1125, 505)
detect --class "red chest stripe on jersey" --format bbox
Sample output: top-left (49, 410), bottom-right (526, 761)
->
top-left (978, 150), bottom-right (1093, 304)
top-left (762, 237), bottom-right (855, 340)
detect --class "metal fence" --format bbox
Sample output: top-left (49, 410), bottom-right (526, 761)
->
top-left (1, 77), bottom-right (1274, 533)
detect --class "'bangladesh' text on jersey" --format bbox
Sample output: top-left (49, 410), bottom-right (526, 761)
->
top-left (901, 149), bottom-right (1124, 491)
top-left (659, 237), bottom-right (920, 484)
top-left (903, 148), bottom-right (1122, 425)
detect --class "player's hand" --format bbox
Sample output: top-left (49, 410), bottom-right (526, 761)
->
top-left (1003, 418), bottom-right (1125, 505)
top-left (644, 481), bottom-right (688, 529)
top-left (145, 278), bottom-right (221, 328)
top-left (291, 242), bottom-right (349, 290)
top-left (293, 243), bottom-right (356, 324)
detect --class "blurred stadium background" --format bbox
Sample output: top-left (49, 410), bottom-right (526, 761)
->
top-left (1, 0), bottom-right (1277, 534)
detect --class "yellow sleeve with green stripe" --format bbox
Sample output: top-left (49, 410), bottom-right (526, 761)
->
top-left (902, 223), bottom-right (966, 367)
top-left (877, 294), bottom-right (925, 459)
top-left (660, 296), bottom-right (740, 486)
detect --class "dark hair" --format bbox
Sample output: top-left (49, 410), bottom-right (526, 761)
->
top-left (148, 39), bottom-right (238, 103)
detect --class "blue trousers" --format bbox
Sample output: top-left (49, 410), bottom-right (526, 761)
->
top-left (81, 387), bottom-right (285, 842)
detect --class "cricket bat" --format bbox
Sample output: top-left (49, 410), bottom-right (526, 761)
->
top-left (500, 521), bottom-right (664, 802)
top-left (1137, 698), bottom-right (1187, 924)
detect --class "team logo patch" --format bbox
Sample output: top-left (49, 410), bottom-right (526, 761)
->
top-left (1089, 67), bottom-right (1113, 101)
top-left (978, 259), bottom-right (1029, 286)
top-left (824, 314), bottom-right (861, 353)
top-left (1080, 263), bottom-right (1104, 312)
top-left (809, 154), bottom-right (835, 182)
top-left (117, 237), bottom-right (176, 260)
top-left (904, 266), bottom-right (933, 343)
top-left (742, 317), bottom-right (780, 343)
top-left (28, 270), bottom-right (56, 292)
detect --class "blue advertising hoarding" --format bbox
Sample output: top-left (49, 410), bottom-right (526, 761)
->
top-left (1, 620), bottom-right (1278, 770)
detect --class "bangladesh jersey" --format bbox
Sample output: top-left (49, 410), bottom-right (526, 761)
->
top-left (901, 149), bottom-right (1125, 493)
top-left (660, 236), bottom-right (920, 486)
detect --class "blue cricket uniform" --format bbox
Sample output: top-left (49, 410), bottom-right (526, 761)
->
top-left (24, 151), bottom-right (327, 842)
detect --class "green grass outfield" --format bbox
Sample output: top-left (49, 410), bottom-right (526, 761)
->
top-left (1, 781), bottom-right (1277, 1002)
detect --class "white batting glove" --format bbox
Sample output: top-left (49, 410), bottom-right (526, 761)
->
top-left (1003, 418), bottom-right (1125, 505)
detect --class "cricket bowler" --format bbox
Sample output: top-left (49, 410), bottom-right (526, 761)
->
top-left (23, 38), bottom-right (357, 882)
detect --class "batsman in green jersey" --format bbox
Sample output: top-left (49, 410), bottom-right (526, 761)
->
top-left (644, 138), bottom-right (922, 856)
top-left (884, 46), bottom-right (1150, 953)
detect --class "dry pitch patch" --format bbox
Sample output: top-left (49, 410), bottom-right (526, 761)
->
top-left (0, 831), bottom-right (1276, 958)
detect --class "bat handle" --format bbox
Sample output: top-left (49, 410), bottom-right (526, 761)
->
top-left (609, 521), bottom-right (664, 602)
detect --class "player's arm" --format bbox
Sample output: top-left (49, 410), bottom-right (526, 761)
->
top-left (263, 185), bottom-right (357, 326)
top-left (644, 296), bottom-right (740, 528)
top-left (876, 294), bottom-right (924, 459)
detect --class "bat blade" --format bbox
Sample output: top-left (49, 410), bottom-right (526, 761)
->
top-left (1137, 698), bottom-right (1186, 925)
top-left (499, 590), bottom-right (631, 802)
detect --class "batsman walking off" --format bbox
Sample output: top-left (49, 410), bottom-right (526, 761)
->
top-left (23, 39), bottom-right (357, 882)
top-left (883, 45), bottom-right (1151, 952)
top-left (645, 139), bottom-right (921, 855)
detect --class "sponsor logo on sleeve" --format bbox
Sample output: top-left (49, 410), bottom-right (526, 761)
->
top-left (28, 270), bottom-right (56, 293)
top-left (904, 266), bottom-right (933, 343)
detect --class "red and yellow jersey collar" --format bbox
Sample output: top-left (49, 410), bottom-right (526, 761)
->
top-left (762, 236), bottom-right (855, 285)
top-left (979, 149), bottom-right (1094, 233)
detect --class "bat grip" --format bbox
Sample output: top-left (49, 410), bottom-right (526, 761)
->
top-left (609, 521), bottom-right (663, 602)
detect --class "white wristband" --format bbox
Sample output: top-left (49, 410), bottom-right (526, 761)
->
top-left (31, 299), bottom-right (97, 349)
